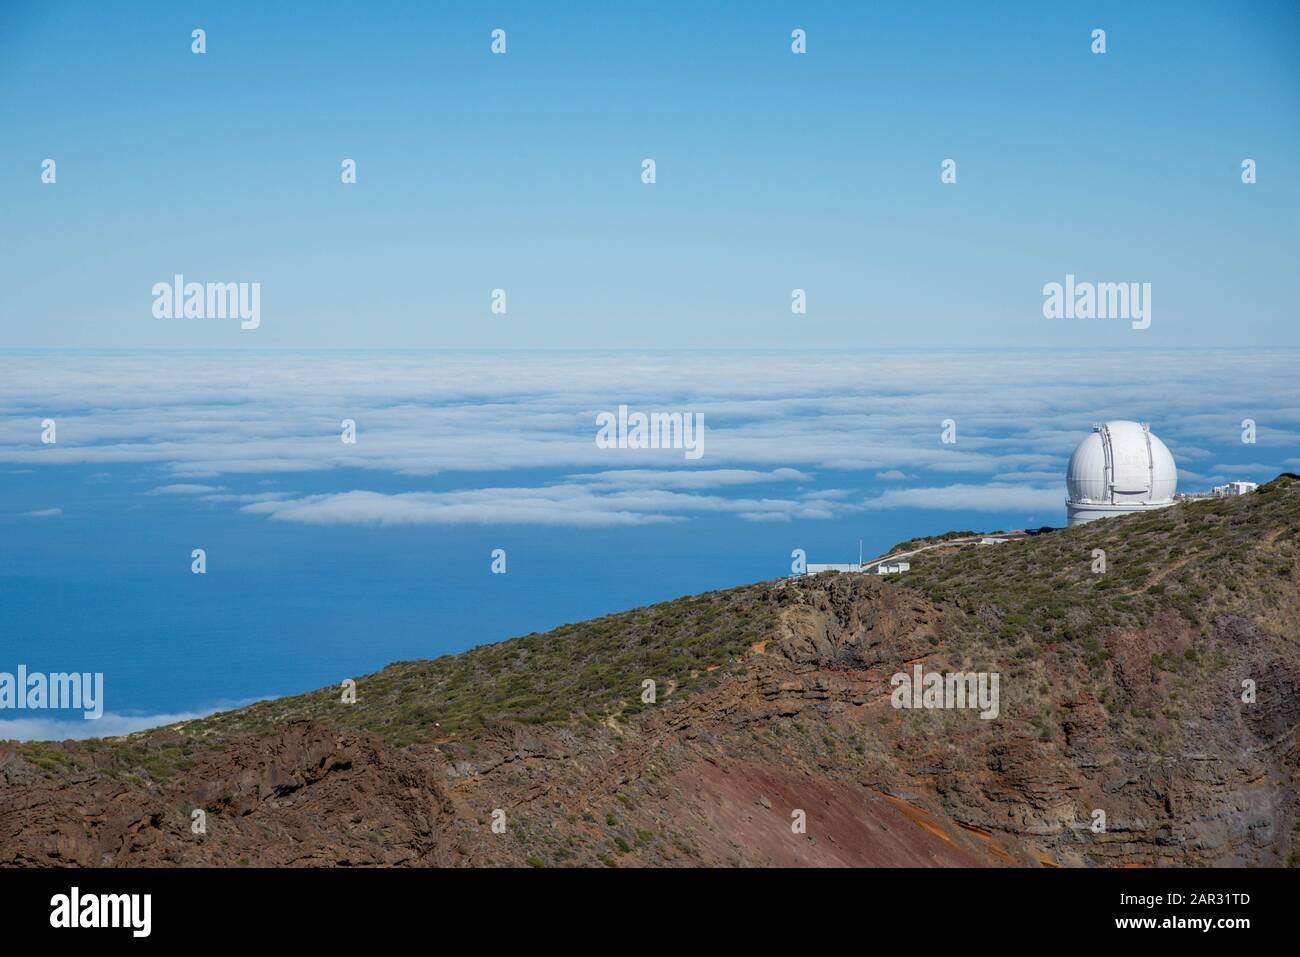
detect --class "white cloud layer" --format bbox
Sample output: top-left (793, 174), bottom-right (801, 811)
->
top-left (242, 483), bottom-right (852, 527)
top-left (2, 351), bottom-right (1295, 526)
top-left (862, 483), bottom-right (1065, 512)
top-left (0, 701), bottom-right (261, 742)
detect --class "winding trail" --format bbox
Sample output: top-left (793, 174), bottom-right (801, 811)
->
top-left (857, 530), bottom-right (1033, 574)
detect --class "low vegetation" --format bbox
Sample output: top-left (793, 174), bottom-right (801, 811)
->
top-left (163, 585), bottom-right (775, 750)
top-left (902, 474), bottom-right (1300, 660)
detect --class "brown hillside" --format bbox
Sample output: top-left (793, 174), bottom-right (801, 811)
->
top-left (3, 477), bottom-right (1298, 867)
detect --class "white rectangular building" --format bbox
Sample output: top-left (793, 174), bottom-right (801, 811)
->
top-left (805, 563), bottom-right (860, 575)
top-left (1213, 481), bottom-right (1258, 497)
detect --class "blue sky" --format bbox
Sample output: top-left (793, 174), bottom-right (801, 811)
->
top-left (2, 1), bottom-right (1298, 348)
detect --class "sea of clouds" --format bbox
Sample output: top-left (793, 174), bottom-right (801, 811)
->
top-left (3, 350), bottom-right (1298, 530)
top-left (3, 349), bottom-right (1297, 741)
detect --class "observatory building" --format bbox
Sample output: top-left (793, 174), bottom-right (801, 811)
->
top-left (1065, 421), bottom-right (1178, 526)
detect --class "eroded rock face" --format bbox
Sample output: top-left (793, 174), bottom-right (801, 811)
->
top-left (769, 575), bottom-right (943, 670)
top-left (1, 722), bottom-right (456, 867)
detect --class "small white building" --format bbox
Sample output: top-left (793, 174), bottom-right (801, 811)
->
top-left (979, 537), bottom-right (1007, 545)
top-left (1212, 481), bottom-right (1258, 497)
top-left (875, 561), bottom-right (910, 575)
top-left (806, 563), bottom-right (860, 575)
top-left (804, 540), bottom-right (868, 576)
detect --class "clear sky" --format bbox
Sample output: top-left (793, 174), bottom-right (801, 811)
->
top-left (2, 0), bottom-right (1297, 349)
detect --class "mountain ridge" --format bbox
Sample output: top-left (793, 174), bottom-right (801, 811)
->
top-left (3, 475), bottom-right (1298, 867)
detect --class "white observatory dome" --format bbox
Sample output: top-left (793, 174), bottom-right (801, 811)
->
top-left (1065, 421), bottom-right (1177, 526)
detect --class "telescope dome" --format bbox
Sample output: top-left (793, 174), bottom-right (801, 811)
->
top-left (1065, 421), bottom-right (1177, 525)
